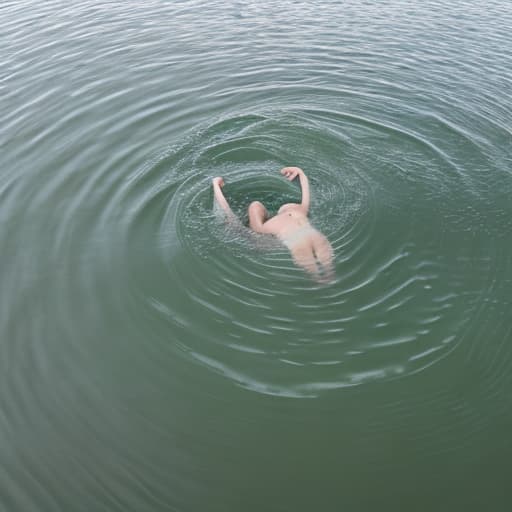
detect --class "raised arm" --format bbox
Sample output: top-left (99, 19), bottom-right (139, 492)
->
top-left (280, 167), bottom-right (310, 214)
top-left (212, 177), bottom-right (236, 218)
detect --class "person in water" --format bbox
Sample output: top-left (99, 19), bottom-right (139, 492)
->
top-left (212, 167), bottom-right (334, 281)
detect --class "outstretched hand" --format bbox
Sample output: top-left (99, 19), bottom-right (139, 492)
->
top-left (212, 176), bottom-right (225, 188)
top-left (280, 167), bottom-right (303, 181)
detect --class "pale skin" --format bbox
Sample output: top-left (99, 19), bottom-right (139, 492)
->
top-left (212, 167), bottom-right (334, 281)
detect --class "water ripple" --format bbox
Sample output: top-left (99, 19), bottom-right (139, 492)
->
top-left (83, 104), bottom-right (499, 398)
top-left (1, 0), bottom-right (512, 508)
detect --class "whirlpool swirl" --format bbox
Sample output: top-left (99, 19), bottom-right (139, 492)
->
top-left (103, 105), bottom-right (509, 398)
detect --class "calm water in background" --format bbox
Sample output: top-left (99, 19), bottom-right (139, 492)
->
top-left (1, 0), bottom-right (512, 510)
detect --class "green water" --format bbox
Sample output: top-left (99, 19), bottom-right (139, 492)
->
top-left (2, 1), bottom-right (512, 510)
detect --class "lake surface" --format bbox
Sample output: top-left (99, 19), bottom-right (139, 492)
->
top-left (2, 1), bottom-right (512, 510)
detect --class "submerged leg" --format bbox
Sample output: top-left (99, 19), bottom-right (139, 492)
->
top-left (312, 235), bottom-right (335, 282)
top-left (289, 234), bottom-right (335, 283)
top-left (290, 244), bottom-right (321, 277)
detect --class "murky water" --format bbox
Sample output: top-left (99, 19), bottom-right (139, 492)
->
top-left (2, 1), bottom-right (512, 510)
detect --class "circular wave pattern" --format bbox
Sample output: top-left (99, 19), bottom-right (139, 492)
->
top-left (2, 2), bottom-right (510, 406)
top-left (2, 1), bottom-right (512, 509)
top-left (101, 105), bottom-right (504, 398)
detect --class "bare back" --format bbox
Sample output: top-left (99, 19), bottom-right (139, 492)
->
top-left (252, 203), bottom-right (310, 238)
top-left (213, 168), bottom-right (335, 282)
